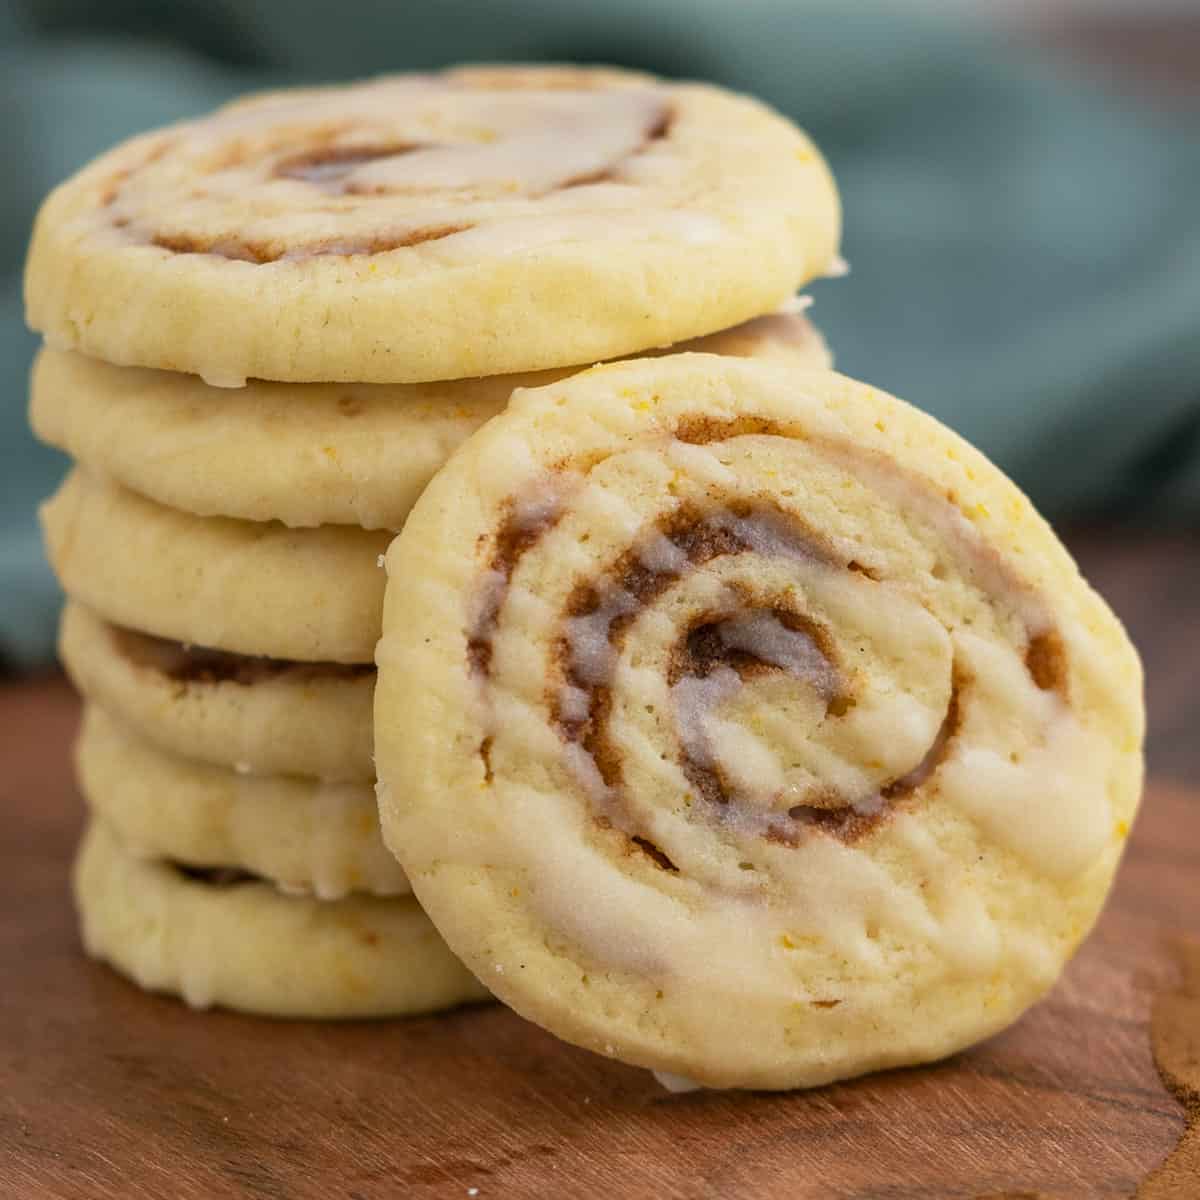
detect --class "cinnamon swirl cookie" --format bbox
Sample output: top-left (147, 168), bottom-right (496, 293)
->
top-left (74, 821), bottom-right (487, 1018)
top-left (59, 603), bottom-right (375, 782)
top-left (25, 66), bottom-right (839, 384)
top-left (374, 355), bottom-right (1144, 1091)
top-left (41, 471), bottom-right (390, 662)
top-left (77, 706), bottom-right (405, 899)
top-left (31, 312), bottom-right (830, 529)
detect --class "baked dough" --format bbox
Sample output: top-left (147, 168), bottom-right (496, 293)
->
top-left (42, 470), bottom-right (389, 662)
top-left (59, 601), bottom-right (375, 782)
top-left (77, 705), bottom-right (404, 899)
top-left (373, 354), bottom-right (1143, 1089)
top-left (74, 820), bottom-right (487, 1019)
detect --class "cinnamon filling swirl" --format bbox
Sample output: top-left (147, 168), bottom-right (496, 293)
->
top-left (110, 623), bottom-right (372, 687)
top-left (467, 485), bottom-right (572, 678)
top-left (105, 76), bottom-right (673, 263)
top-left (465, 454), bottom-right (1067, 863)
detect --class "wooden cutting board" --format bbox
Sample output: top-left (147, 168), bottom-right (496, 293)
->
top-left (2, 677), bottom-right (1197, 1199)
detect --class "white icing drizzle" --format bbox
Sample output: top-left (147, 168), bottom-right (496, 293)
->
top-left (652, 1070), bottom-right (706, 1094)
top-left (941, 632), bottom-right (1111, 880)
top-left (198, 370), bottom-right (248, 389)
top-left (561, 741), bottom-right (612, 807)
top-left (721, 510), bottom-right (814, 564)
top-left (557, 684), bottom-right (592, 724)
top-left (716, 609), bottom-right (836, 693)
top-left (345, 89), bottom-right (661, 196)
top-left (565, 589), bottom-right (639, 686)
top-left (637, 532), bottom-right (689, 574)
top-left (179, 956), bottom-right (216, 1010)
top-left (470, 568), bottom-right (508, 639)
top-left (512, 487), bottom-right (569, 534)
top-left (671, 666), bottom-right (742, 773)
top-left (779, 293), bottom-right (814, 313)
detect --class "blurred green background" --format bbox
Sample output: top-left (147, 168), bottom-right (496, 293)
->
top-left (2, 0), bottom-right (1199, 670)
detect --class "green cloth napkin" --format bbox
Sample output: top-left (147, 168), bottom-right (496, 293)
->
top-left (2, 1), bottom-right (1198, 668)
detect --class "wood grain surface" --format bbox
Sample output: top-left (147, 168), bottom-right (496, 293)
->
top-left (1, 675), bottom-right (1197, 1200)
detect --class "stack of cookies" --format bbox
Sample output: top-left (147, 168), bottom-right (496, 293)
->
top-left (26, 66), bottom-right (841, 1019)
top-left (26, 63), bottom-right (1145, 1094)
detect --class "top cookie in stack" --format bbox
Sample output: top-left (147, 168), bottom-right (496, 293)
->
top-left (27, 65), bottom-right (839, 385)
top-left (25, 64), bottom-right (841, 1018)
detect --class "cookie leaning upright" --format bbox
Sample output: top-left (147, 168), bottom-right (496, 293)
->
top-left (373, 354), bottom-right (1144, 1090)
top-left (25, 65), bottom-right (840, 385)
